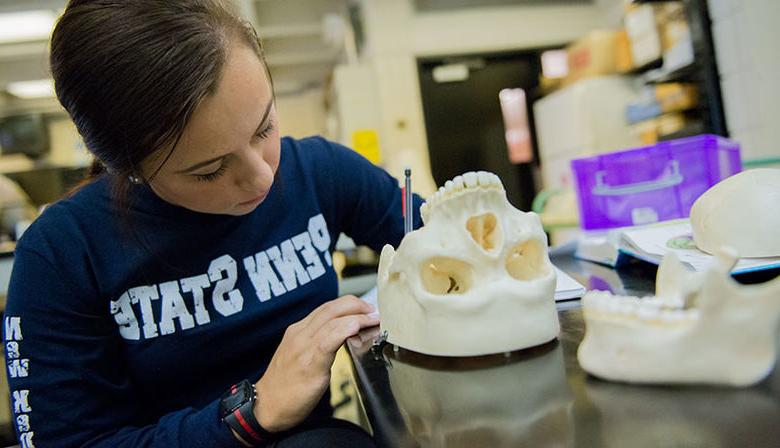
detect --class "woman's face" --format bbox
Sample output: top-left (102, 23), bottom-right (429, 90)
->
top-left (140, 41), bottom-right (281, 216)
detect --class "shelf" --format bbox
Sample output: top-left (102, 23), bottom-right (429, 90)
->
top-left (658, 121), bottom-right (706, 141)
top-left (623, 58), bottom-right (663, 75)
top-left (643, 62), bottom-right (699, 84)
top-left (624, 0), bottom-right (727, 136)
top-left (0, 40), bottom-right (47, 60)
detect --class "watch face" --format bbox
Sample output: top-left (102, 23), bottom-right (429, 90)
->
top-left (221, 381), bottom-right (252, 416)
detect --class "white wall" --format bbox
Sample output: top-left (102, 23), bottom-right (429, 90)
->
top-left (46, 115), bottom-right (90, 167)
top-left (274, 0), bottom-right (626, 194)
top-left (274, 88), bottom-right (329, 139)
top-left (412, 4), bottom-right (613, 57)
top-left (709, 0), bottom-right (780, 164)
top-left (357, 0), bottom-right (622, 196)
top-left (331, 64), bottom-right (381, 149)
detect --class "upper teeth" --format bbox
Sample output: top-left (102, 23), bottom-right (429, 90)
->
top-left (583, 290), bottom-right (699, 325)
top-left (420, 171), bottom-right (503, 222)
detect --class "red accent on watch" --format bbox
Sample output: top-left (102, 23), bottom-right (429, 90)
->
top-left (233, 409), bottom-right (265, 443)
top-left (220, 380), bottom-right (274, 446)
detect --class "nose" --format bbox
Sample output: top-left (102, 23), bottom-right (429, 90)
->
top-left (235, 146), bottom-right (273, 194)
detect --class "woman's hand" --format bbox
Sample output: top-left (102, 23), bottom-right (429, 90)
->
top-left (253, 295), bottom-right (379, 432)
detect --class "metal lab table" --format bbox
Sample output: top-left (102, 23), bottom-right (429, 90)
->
top-left (345, 251), bottom-right (780, 448)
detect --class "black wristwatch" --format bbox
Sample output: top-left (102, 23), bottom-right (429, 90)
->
top-left (219, 379), bottom-right (274, 446)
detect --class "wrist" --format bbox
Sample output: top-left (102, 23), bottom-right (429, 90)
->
top-left (220, 379), bottom-right (275, 446)
top-left (253, 378), bottom-right (282, 433)
top-left (230, 428), bottom-right (253, 447)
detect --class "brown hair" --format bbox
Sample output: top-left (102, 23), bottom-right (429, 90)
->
top-left (51, 0), bottom-right (268, 212)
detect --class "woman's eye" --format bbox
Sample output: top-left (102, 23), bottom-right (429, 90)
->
top-left (255, 119), bottom-right (275, 140)
top-left (194, 163), bottom-right (227, 182)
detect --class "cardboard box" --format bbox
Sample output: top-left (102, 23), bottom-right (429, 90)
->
top-left (629, 111), bottom-right (692, 144)
top-left (615, 29), bottom-right (634, 73)
top-left (624, 2), bottom-right (686, 68)
top-left (655, 83), bottom-right (698, 112)
top-left (565, 30), bottom-right (620, 84)
top-left (629, 33), bottom-right (662, 67)
top-left (625, 4), bottom-right (658, 39)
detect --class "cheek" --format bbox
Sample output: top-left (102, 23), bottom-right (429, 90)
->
top-left (154, 177), bottom-right (230, 210)
top-left (267, 135), bottom-right (282, 172)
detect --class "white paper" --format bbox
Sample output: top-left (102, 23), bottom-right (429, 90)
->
top-left (621, 220), bottom-right (780, 274)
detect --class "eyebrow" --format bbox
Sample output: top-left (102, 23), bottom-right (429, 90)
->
top-left (177, 100), bottom-right (275, 174)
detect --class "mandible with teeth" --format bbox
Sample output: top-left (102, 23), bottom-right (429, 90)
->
top-left (578, 248), bottom-right (780, 386)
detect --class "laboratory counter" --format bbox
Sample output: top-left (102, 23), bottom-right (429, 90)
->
top-left (345, 250), bottom-right (780, 448)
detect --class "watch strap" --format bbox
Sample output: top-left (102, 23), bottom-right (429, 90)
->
top-left (221, 380), bottom-right (274, 446)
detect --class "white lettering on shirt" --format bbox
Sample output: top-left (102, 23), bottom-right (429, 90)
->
top-left (110, 214), bottom-right (334, 339)
top-left (180, 274), bottom-right (212, 325)
top-left (243, 250), bottom-right (286, 302)
top-left (308, 214), bottom-right (333, 266)
top-left (292, 231), bottom-right (326, 280)
top-left (110, 292), bottom-right (140, 341)
top-left (158, 281), bottom-right (196, 335)
top-left (4, 316), bottom-right (22, 341)
top-left (209, 255), bottom-right (244, 317)
top-left (13, 390), bottom-right (31, 414)
top-left (129, 286), bottom-right (160, 340)
top-left (266, 241), bottom-right (311, 291)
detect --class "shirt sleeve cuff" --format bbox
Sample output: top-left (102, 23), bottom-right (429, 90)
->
top-left (182, 398), bottom-right (247, 448)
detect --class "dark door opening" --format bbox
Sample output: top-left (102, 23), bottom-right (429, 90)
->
top-left (418, 50), bottom-right (545, 211)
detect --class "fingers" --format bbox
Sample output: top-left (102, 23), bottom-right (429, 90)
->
top-left (356, 325), bottom-right (382, 344)
top-left (315, 313), bottom-right (380, 355)
top-left (302, 295), bottom-right (374, 336)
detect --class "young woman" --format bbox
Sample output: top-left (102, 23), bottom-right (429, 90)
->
top-left (3, 0), bottom-right (422, 446)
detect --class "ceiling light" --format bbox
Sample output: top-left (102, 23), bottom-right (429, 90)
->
top-left (6, 79), bottom-right (56, 99)
top-left (0, 10), bottom-right (57, 44)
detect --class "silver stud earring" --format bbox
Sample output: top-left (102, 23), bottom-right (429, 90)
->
top-left (128, 174), bottom-right (143, 184)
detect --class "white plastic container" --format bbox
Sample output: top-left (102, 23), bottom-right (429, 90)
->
top-left (533, 76), bottom-right (643, 190)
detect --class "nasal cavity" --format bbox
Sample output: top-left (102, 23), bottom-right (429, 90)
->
top-left (506, 240), bottom-right (549, 281)
top-left (421, 257), bottom-right (472, 295)
top-left (466, 213), bottom-right (500, 251)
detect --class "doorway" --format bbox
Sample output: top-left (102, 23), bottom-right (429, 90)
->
top-left (418, 50), bottom-right (545, 211)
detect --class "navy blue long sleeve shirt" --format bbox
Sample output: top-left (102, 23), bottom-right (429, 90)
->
top-left (3, 136), bottom-right (423, 447)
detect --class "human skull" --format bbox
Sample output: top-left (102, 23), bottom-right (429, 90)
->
top-left (378, 171), bottom-right (558, 356)
top-left (691, 168), bottom-right (780, 258)
top-left (578, 248), bottom-right (780, 386)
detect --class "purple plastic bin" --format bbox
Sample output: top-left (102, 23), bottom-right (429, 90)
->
top-left (571, 134), bottom-right (742, 230)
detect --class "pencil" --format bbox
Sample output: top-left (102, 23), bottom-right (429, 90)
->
top-left (404, 168), bottom-right (412, 234)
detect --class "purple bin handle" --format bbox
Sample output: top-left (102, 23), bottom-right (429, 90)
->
top-left (592, 160), bottom-right (683, 196)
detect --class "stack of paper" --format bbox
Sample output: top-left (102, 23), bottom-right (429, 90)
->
top-left (553, 267), bottom-right (587, 301)
top-left (575, 219), bottom-right (780, 275)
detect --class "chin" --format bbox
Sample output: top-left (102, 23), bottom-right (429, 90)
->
top-left (223, 205), bottom-right (258, 216)
top-left (182, 202), bottom-right (257, 216)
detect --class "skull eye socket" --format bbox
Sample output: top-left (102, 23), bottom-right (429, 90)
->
top-left (421, 257), bottom-right (473, 295)
top-left (506, 240), bottom-right (549, 281)
top-left (466, 213), bottom-right (501, 251)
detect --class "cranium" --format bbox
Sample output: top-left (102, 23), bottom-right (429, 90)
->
top-left (377, 171), bottom-right (558, 356)
top-left (691, 168), bottom-right (780, 258)
top-left (578, 248), bottom-right (780, 386)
